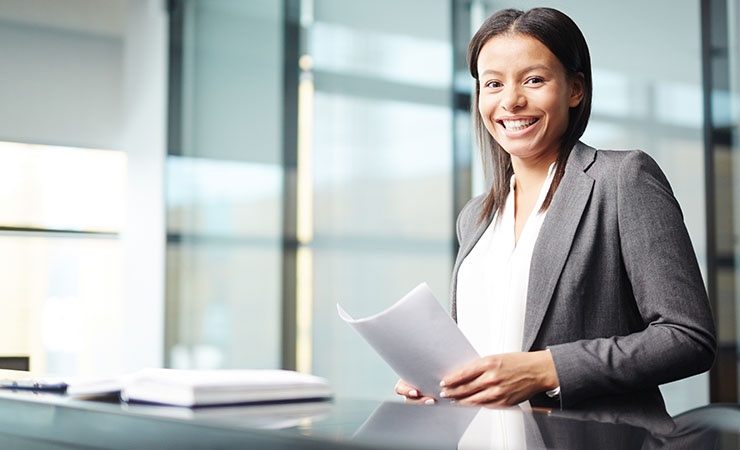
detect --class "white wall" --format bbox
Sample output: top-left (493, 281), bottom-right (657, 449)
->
top-left (0, 7), bottom-right (123, 148)
top-left (120, 0), bottom-right (167, 373)
top-left (0, 0), bottom-right (167, 375)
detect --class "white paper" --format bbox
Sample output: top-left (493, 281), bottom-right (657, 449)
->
top-left (120, 369), bottom-right (332, 406)
top-left (337, 282), bottom-right (479, 400)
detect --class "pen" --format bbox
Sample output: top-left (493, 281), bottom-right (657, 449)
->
top-left (0, 379), bottom-right (68, 392)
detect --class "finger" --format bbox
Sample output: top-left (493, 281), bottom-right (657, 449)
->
top-left (394, 379), bottom-right (410, 395)
top-left (440, 378), bottom-right (487, 401)
top-left (394, 379), bottom-right (420, 398)
top-left (452, 381), bottom-right (531, 407)
top-left (441, 359), bottom-right (490, 388)
top-left (453, 386), bottom-right (508, 406)
top-left (404, 395), bottom-right (437, 405)
top-left (441, 369), bottom-right (493, 399)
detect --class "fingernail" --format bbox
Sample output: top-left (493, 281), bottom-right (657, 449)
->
top-left (439, 380), bottom-right (446, 387)
top-left (424, 398), bottom-right (435, 405)
top-left (408, 389), bottom-right (418, 398)
top-left (439, 391), bottom-right (448, 398)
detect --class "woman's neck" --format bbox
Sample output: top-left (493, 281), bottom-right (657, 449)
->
top-left (511, 154), bottom-right (555, 245)
top-left (511, 154), bottom-right (556, 195)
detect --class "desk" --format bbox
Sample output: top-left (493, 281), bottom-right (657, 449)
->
top-left (0, 389), bottom-right (733, 449)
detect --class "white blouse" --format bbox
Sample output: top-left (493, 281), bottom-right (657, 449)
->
top-left (457, 165), bottom-right (555, 357)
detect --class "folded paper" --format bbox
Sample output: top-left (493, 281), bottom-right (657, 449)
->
top-left (337, 282), bottom-right (479, 400)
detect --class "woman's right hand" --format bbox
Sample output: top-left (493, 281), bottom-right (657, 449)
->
top-left (394, 379), bottom-right (436, 405)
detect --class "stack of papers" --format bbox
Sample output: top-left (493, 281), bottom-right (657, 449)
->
top-left (4, 369), bottom-right (332, 407)
top-left (118, 368), bottom-right (332, 407)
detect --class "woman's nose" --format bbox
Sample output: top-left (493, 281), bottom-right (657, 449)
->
top-left (501, 86), bottom-right (525, 111)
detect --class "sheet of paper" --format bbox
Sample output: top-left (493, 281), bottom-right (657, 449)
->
top-left (337, 282), bottom-right (479, 400)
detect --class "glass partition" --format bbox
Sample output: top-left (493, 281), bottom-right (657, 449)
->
top-left (166, 0), bottom-right (455, 400)
top-left (307, 0), bottom-right (454, 400)
top-left (165, 0), bottom-right (284, 370)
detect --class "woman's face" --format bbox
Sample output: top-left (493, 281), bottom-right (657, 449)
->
top-left (477, 33), bottom-right (583, 166)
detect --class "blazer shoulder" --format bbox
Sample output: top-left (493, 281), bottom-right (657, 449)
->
top-left (591, 148), bottom-right (658, 167)
top-left (583, 148), bottom-right (666, 183)
top-left (580, 148), bottom-right (678, 217)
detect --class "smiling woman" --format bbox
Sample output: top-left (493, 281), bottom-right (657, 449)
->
top-left (476, 35), bottom-right (582, 175)
top-left (467, 8), bottom-right (592, 224)
top-left (475, 34), bottom-right (584, 243)
top-left (396, 7), bottom-right (716, 411)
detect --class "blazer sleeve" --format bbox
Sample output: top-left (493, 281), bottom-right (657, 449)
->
top-left (547, 151), bottom-right (716, 406)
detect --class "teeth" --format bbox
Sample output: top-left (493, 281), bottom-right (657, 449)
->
top-left (502, 118), bottom-right (536, 131)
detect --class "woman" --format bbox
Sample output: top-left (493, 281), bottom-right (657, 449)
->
top-left (396, 7), bottom-right (716, 409)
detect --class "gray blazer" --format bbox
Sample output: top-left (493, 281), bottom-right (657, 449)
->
top-left (450, 142), bottom-right (716, 408)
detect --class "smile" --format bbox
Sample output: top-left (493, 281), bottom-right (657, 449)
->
top-left (499, 118), bottom-right (539, 132)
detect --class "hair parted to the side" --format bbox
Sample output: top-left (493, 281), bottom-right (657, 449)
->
top-left (467, 7), bottom-right (592, 223)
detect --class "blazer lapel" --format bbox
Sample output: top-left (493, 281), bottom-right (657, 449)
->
top-left (450, 198), bottom-right (495, 320)
top-left (522, 143), bottom-right (596, 351)
top-left (459, 216), bottom-right (493, 264)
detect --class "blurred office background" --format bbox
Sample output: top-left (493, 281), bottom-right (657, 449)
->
top-left (0, 0), bottom-right (737, 415)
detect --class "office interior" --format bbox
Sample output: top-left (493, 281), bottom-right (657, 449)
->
top-left (0, 0), bottom-right (737, 416)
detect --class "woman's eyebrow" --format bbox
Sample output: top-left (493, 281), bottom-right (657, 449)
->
top-left (480, 64), bottom-right (552, 78)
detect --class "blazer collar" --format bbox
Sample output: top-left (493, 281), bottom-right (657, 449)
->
top-left (522, 142), bottom-right (597, 350)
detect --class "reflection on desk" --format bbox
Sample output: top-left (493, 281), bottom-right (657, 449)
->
top-left (122, 399), bottom-right (332, 429)
top-left (0, 388), bottom-right (731, 449)
top-left (349, 399), bottom-right (718, 450)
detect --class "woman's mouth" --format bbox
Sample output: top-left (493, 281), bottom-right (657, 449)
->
top-left (499, 118), bottom-right (538, 132)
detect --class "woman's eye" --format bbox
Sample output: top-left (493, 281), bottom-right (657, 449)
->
top-left (484, 80), bottom-right (502, 89)
top-left (526, 77), bottom-right (545, 85)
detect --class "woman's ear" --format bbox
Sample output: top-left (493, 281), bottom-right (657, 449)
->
top-left (569, 72), bottom-right (585, 108)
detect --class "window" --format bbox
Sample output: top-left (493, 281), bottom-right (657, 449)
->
top-left (0, 141), bottom-right (126, 376)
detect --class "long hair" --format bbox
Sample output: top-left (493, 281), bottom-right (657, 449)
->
top-left (467, 7), bottom-right (592, 222)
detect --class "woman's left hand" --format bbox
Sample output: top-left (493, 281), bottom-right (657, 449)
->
top-left (439, 350), bottom-right (558, 406)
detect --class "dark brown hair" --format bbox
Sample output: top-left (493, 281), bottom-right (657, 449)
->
top-left (467, 7), bottom-right (592, 222)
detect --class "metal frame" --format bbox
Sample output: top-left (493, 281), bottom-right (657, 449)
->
top-left (280, 0), bottom-right (302, 371)
top-left (702, 0), bottom-right (736, 403)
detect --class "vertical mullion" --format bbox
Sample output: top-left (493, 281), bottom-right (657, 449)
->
top-left (164, 0), bottom-right (185, 367)
top-left (281, 0), bottom-right (302, 371)
top-left (702, 0), bottom-right (737, 403)
top-left (452, 0), bottom-right (473, 257)
top-left (166, 0), bottom-right (184, 158)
